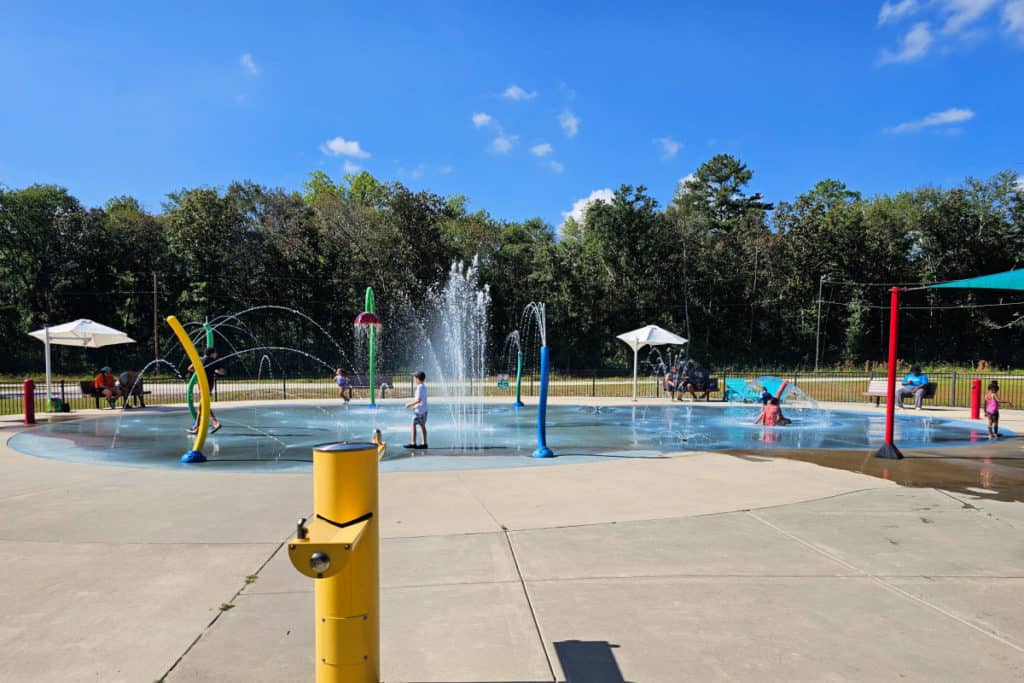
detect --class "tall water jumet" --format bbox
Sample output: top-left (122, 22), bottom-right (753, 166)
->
top-left (424, 259), bottom-right (491, 450)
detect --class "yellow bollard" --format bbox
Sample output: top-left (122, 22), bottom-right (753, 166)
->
top-left (289, 441), bottom-right (382, 683)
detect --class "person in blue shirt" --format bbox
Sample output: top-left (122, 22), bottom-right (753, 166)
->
top-left (895, 365), bottom-right (929, 409)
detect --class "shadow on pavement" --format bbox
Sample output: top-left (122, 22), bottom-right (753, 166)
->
top-left (404, 639), bottom-right (631, 683)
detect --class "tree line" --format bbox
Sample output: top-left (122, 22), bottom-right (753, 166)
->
top-left (2, 154), bottom-right (1023, 377)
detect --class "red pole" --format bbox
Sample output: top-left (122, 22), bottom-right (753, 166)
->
top-left (970, 379), bottom-right (981, 420)
top-left (23, 378), bottom-right (36, 425)
top-left (876, 287), bottom-right (903, 459)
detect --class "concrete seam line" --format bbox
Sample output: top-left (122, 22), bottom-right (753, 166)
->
top-left (454, 470), bottom-right (506, 531)
top-left (747, 510), bottom-right (1024, 655)
top-left (504, 530), bottom-right (558, 682)
top-left (934, 488), bottom-right (1022, 529)
top-left (156, 538), bottom-right (287, 681)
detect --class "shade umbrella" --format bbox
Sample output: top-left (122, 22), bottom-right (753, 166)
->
top-left (28, 319), bottom-right (136, 404)
top-left (615, 324), bottom-right (688, 401)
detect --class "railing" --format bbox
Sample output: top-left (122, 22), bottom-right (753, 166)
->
top-left (2, 370), bottom-right (1021, 416)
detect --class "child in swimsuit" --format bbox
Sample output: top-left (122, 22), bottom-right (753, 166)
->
top-left (984, 381), bottom-right (1012, 439)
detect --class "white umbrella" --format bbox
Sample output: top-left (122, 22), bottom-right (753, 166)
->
top-left (28, 319), bottom-right (136, 404)
top-left (615, 324), bottom-right (688, 401)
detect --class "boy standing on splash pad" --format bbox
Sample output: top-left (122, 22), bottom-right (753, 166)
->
top-left (404, 371), bottom-right (428, 450)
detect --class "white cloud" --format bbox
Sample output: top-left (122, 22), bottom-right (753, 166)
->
top-left (503, 85), bottom-right (538, 101)
top-left (878, 21), bottom-right (934, 63)
top-left (240, 53), bottom-right (260, 76)
top-left (1014, 175), bottom-right (1024, 192)
top-left (531, 143), bottom-right (553, 157)
top-left (1004, 0), bottom-right (1024, 42)
top-left (878, 0), bottom-right (919, 25)
top-left (561, 188), bottom-right (615, 224)
top-left (675, 174), bottom-right (698, 195)
top-left (559, 111), bottom-right (580, 137)
top-left (321, 136), bottom-right (371, 158)
top-left (549, 161), bottom-right (564, 174)
top-left (472, 112), bottom-right (493, 128)
top-left (490, 134), bottom-right (517, 154)
top-left (343, 160), bottom-right (361, 174)
top-left (439, 165), bottom-right (454, 175)
top-left (940, 0), bottom-right (998, 35)
top-left (655, 136), bottom-right (682, 160)
top-left (886, 107), bottom-right (975, 133)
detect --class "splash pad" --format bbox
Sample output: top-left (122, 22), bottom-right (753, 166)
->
top-left (9, 400), bottom-right (1003, 472)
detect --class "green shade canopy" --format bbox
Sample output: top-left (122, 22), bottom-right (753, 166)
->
top-left (929, 269), bottom-right (1024, 291)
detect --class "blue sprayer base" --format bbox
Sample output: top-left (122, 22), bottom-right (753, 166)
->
top-left (532, 446), bottom-right (554, 458)
top-left (181, 450), bottom-right (207, 464)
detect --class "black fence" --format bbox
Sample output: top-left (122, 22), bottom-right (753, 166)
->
top-left (3, 369), bottom-right (1021, 416)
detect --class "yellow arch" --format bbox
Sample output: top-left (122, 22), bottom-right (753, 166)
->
top-left (167, 315), bottom-right (211, 456)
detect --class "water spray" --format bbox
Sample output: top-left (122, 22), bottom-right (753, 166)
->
top-left (524, 302), bottom-right (554, 458)
top-left (354, 287), bottom-right (381, 408)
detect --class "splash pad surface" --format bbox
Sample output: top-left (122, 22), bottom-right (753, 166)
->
top-left (8, 402), bottom-right (1005, 472)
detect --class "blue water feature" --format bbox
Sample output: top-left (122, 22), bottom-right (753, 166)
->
top-left (7, 403), bottom-right (1004, 473)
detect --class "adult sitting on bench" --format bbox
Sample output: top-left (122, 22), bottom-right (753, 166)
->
top-left (686, 361), bottom-right (712, 401)
top-left (93, 366), bottom-right (120, 408)
top-left (117, 368), bottom-right (146, 408)
top-left (663, 365), bottom-right (679, 399)
top-left (896, 365), bottom-right (929, 410)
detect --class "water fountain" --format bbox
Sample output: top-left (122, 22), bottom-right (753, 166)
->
top-left (413, 260), bottom-right (491, 450)
top-left (502, 331), bottom-right (525, 408)
top-left (354, 287), bottom-right (381, 408)
top-left (185, 321), bottom-right (214, 421)
top-left (521, 302), bottom-right (554, 458)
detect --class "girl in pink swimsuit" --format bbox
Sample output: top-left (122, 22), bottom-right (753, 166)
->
top-left (984, 381), bottom-right (1012, 439)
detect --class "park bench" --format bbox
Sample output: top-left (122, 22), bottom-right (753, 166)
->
top-left (349, 374), bottom-right (396, 398)
top-left (679, 377), bottom-right (720, 401)
top-left (864, 379), bottom-right (937, 407)
top-left (79, 380), bottom-right (116, 409)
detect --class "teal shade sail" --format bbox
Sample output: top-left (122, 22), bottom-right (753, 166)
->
top-left (930, 269), bottom-right (1024, 291)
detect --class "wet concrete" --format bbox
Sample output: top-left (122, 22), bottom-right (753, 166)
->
top-left (730, 436), bottom-right (1024, 503)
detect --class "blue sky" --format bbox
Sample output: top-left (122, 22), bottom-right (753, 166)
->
top-left (1, 0), bottom-right (1022, 226)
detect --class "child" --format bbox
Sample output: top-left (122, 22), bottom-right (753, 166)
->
top-left (758, 385), bottom-right (772, 405)
top-left (754, 397), bottom-right (792, 426)
top-left (984, 381), bottom-right (1012, 439)
top-left (188, 347), bottom-right (225, 434)
top-left (404, 371), bottom-right (428, 449)
top-left (334, 369), bottom-right (352, 403)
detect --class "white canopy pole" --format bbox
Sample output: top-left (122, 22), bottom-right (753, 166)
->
top-left (44, 326), bottom-right (52, 402)
top-left (632, 342), bottom-right (639, 402)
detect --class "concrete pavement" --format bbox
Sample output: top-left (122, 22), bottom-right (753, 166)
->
top-left (0, 399), bottom-right (1022, 681)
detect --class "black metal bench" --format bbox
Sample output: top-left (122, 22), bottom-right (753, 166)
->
top-left (349, 375), bottom-right (395, 398)
top-left (669, 376), bottom-right (720, 401)
top-left (79, 380), bottom-right (116, 409)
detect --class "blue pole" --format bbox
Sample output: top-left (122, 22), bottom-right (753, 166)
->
top-left (532, 345), bottom-right (554, 458)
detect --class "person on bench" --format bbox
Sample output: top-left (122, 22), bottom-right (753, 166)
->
top-left (686, 361), bottom-right (711, 401)
top-left (117, 367), bottom-right (146, 408)
top-left (93, 366), bottom-right (120, 408)
top-left (664, 365), bottom-right (678, 399)
top-left (896, 365), bottom-right (929, 410)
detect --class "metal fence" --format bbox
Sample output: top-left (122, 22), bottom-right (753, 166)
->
top-left (3, 370), bottom-right (1022, 416)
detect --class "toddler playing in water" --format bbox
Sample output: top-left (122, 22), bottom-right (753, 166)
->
top-left (984, 381), bottom-right (1012, 439)
top-left (754, 397), bottom-right (792, 426)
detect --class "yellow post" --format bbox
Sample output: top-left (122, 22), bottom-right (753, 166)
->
top-left (289, 441), bottom-right (382, 683)
top-left (166, 315), bottom-right (211, 463)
